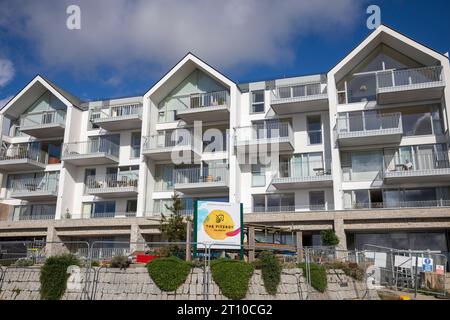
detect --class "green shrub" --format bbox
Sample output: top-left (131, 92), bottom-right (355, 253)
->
top-left (299, 262), bottom-right (327, 293)
top-left (147, 256), bottom-right (191, 292)
top-left (13, 258), bottom-right (34, 267)
top-left (325, 261), bottom-right (365, 281)
top-left (211, 259), bottom-right (254, 300)
top-left (40, 254), bottom-right (80, 300)
top-left (258, 252), bottom-right (281, 295)
top-left (110, 255), bottom-right (130, 269)
top-left (320, 230), bottom-right (340, 246)
top-left (90, 260), bottom-right (100, 267)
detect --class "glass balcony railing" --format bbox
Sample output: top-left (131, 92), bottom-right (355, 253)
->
top-left (337, 112), bottom-right (403, 138)
top-left (91, 104), bottom-right (142, 120)
top-left (0, 145), bottom-right (46, 163)
top-left (174, 166), bottom-right (229, 185)
top-left (62, 140), bottom-right (120, 158)
top-left (235, 122), bottom-right (293, 145)
top-left (85, 173), bottom-right (138, 191)
top-left (271, 82), bottom-right (327, 103)
top-left (20, 110), bottom-right (66, 128)
top-left (348, 200), bottom-right (450, 210)
top-left (376, 66), bottom-right (444, 91)
top-left (384, 152), bottom-right (450, 177)
top-left (143, 129), bottom-right (200, 151)
top-left (274, 159), bottom-right (332, 181)
top-left (10, 175), bottom-right (59, 194)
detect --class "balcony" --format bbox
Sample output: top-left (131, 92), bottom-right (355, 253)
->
top-left (235, 122), bottom-right (294, 153)
top-left (85, 174), bottom-right (138, 198)
top-left (383, 153), bottom-right (450, 184)
top-left (336, 112), bottom-right (403, 147)
top-left (174, 90), bottom-right (230, 123)
top-left (0, 146), bottom-right (47, 172)
top-left (271, 160), bottom-right (333, 190)
top-left (376, 66), bottom-right (445, 104)
top-left (62, 140), bottom-right (119, 165)
top-left (10, 205), bottom-right (56, 221)
top-left (142, 130), bottom-right (201, 161)
top-left (271, 82), bottom-right (328, 114)
top-left (173, 166), bottom-right (229, 193)
top-left (19, 110), bottom-right (66, 138)
top-left (91, 104), bottom-right (142, 131)
top-left (348, 200), bottom-right (450, 210)
top-left (10, 176), bottom-right (59, 201)
top-left (250, 204), bottom-right (335, 213)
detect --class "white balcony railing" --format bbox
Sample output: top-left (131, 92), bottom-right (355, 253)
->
top-left (348, 200), bottom-right (450, 210)
top-left (376, 66), bottom-right (444, 92)
top-left (174, 166), bottom-right (229, 185)
top-left (85, 173), bottom-right (138, 191)
top-left (235, 122), bottom-right (293, 145)
top-left (337, 112), bottom-right (403, 138)
top-left (20, 110), bottom-right (66, 128)
top-left (62, 140), bottom-right (120, 158)
top-left (271, 82), bottom-right (327, 104)
top-left (91, 104), bottom-right (142, 121)
top-left (249, 203), bottom-right (335, 213)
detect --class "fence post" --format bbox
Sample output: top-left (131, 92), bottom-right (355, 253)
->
top-left (248, 226), bottom-right (255, 262)
top-left (296, 231), bottom-right (303, 263)
top-left (186, 220), bottom-right (192, 262)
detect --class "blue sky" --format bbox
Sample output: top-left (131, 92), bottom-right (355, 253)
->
top-left (0, 0), bottom-right (449, 106)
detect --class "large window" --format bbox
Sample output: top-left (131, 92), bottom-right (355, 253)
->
top-left (251, 91), bottom-right (265, 113)
top-left (341, 150), bottom-right (383, 182)
top-left (252, 194), bottom-right (295, 212)
top-left (309, 191), bottom-right (325, 210)
top-left (131, 132), bottom-right (141, 158)
top-left (307, 115), bottom-right (322, 145)
top-left (251, 164), bottom-right (266, 187)
top-left (83, 201), bottom-right (116, 218)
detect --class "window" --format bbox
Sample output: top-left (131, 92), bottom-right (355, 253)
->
top-left (251, 164), bottom-right (266, 187)
top-left (401, 106), bottom-right (432, 136)
top-left (307, 115), bottom-right (322, 144)
top-left (131, 132), bottom-right (141, 158)
top-left (155, 165), bottom-right (174, 191)
top-left (309, 191), bottom-right (325, 210)
top-left (252, 194), bottom-right (295, 212)
top-left (253, 195), bottom-right (266, 213)
top-left (126, 200), bottom-right (137, 215)
top-left (251, 91), bottom-right (265, 113)
top-left (85, 201), bottom-right (116, 219)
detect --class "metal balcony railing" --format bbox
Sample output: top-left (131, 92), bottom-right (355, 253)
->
top-left (62, 140), bottom-right (120, 158)
top-left (0, 145), bottom-right (46, 163)
top-left (271, 82), bottom-right (327, 103)
top-left (20, 110), bottom-right (66, 128)
top-left (384, 152), bottom-right (450, 177)
top-left (10, 175), bottom-right (59, 194)
top-left (171, 90), bottom-right (230, 110)
top-left (85, 173), bottom-right (138, 190)
top-left (274, 159), bottom-right (332, 181)
top-left (337, 112), bottom-right (403, 138)
top-left (376, 66), bottom-right (444, 91)
top-left (10, 205), bottom-right (57, 221)
top-left (174, 166), bottom-right (229, 185)
top-left (250, 203), bottom-right (335, 213)
top-left (235, 122), bottom-right (293, 145)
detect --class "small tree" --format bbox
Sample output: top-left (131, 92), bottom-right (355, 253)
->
top-left (159, 192), bottom-right (189, 256)
top-left (320, 229), bottom-right (340, 246)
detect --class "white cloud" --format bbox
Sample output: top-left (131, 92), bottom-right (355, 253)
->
top-left (0, 59), bottom-right (14, 87)
top-left (0, 0), bottom-right (365, 74)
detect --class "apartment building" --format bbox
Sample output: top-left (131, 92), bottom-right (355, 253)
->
top-left (1, 25), bottom-right (450, 258)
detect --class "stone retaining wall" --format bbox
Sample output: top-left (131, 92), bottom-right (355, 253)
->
top-left (0, 266), bottom-right (377, 300)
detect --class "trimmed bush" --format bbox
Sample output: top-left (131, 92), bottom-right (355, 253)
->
top-left (13, 258), bottom-right (34, 267)
top-left (40, 254), bottom-right (80, 300)
top-left (211, 259), bottom-right (254, 300)
top-left (258, 251), bottom-right (281, 295)
top-left (147, 256), bottom-right (191, 292)
top-left (299, 262), bottom-right (327, 293)
top-left (320, 230), bottom-right (340, 246)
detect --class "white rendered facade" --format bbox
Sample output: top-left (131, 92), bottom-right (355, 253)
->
top-left (1, 25), bottom-right (450, 252)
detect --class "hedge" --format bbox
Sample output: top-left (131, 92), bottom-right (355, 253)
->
top-left (258, 252), bottom-right (281, 295)
top-left (40, 254), bottom-right (80, 300)
top-left (211, 259), bottom-right (254, 300)
top-left (147, 256), bottom-right (191, 291)
top-left (325, 261), bottom-right (365, 281)
top-left (299, 262), bottom-right (327, 293)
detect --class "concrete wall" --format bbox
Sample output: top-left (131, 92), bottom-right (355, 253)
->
top-left (0, 267), bottom-right (377, 301)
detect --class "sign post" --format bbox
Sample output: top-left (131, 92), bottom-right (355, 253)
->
top-left (194, 201), bottom-right (243, 258)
